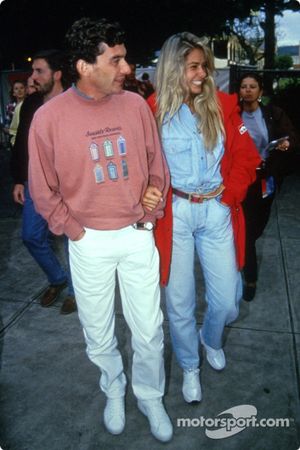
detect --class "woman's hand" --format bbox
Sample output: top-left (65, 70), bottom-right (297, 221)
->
top-left (142, 185), bottom-right (163, 211)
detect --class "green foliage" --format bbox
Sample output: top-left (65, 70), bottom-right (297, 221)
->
top-left (274, 55), bottom-right (294, 69)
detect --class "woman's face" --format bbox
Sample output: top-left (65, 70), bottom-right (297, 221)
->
top-left (239, 77), bottom-right (263, 104)
top-left (13, 82), bottom-right (26, 101)
top-left (184, 48), bottom-right (207, 97)
top-left (26, 77), bottom-right (37, 95)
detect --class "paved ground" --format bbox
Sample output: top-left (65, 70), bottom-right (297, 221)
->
top-left (0, 145), bottom-right (300, 450)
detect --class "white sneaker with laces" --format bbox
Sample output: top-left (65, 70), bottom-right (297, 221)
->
top-left (199, 329), bottom-right (226, 371)
top-left (137, 398), bottom-right (173, 442)
top-left (182, 368), bottom-right (202, 403)
top-left (103, 396), bottom-right (125, 435)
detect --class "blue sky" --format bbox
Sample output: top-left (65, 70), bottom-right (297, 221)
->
top-left (277, 10), bottom-right (300, 46)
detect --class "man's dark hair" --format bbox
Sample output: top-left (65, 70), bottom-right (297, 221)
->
top-left (32, 49), bottom-right (70, 89)
top-left (65, 17), bottom-right (126, 82)
top-left (32, 49), bottom-right (66, 73)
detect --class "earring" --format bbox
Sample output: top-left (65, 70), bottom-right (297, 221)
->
top-left (239, 97), bottom-right (244, 102)
top-left (258, 96), bottom-right (262, 103)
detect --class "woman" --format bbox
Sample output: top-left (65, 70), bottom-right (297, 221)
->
top-left (146, 32), bottom-right (260, 404)
top-left (26, 76), bottom-right (38, 95)
top-left (8, 80), bottom-right (27, 146)
top-left (238, 73), bottom-right (297, 301)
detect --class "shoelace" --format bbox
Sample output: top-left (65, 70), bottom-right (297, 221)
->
top-left (106, 399), bottom-right (124, 418)
top-left (144, 400), bottom-right (167, 425)
top-left (206, 346), bottom-right (223, 358)
top-left (184, 370), bottom-right (200, 387)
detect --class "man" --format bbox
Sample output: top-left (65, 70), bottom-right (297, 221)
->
top-left (10, 49), bottom-right (76, 315)
top-left (28, 18), bottom-right (172, 442)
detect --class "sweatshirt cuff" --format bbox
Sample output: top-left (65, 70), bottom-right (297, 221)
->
top-left (142, 212), bottom-right (159, 225)
top-left (63, 216), bottom-right (85, 240)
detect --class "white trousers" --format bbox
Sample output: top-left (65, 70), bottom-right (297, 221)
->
top-left (69, 225), bottom-right (165, 400)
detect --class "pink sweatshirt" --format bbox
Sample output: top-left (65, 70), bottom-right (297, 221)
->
top-left (28, 88), bottom-right (169, 240)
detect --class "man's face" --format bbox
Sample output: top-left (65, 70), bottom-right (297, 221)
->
top-left (80, 43), bottom-right (131, 98)
top-left (31, 58), bottom-right (55, 95)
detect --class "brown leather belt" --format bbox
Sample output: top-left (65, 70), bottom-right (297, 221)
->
top-left (172, 184), bottom-right (225, 203)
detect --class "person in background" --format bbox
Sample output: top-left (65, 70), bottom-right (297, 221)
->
top-left (123, 62), bottom-right (145, 96)
top-left (140, 72), bottom-right (155, 99)
top-left (8, 80), bottom-right (27, 146)
top-left (144, 32), bottom-right (260, 404)
top-left (28, 17), bottom-right (172, 443)
top-left (9, 77), bottom-right (37, 148)
top-left (10, 49), bottom-right (76, 315)
top-left (238, 72), bottom-right (298, 301)
top-left (5, 80), bottom-right (26, 127)
top-left (26, 76), bottom-right (38, 95)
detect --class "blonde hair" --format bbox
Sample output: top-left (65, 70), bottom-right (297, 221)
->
top-left (155, 32), bottom-right (224, 151)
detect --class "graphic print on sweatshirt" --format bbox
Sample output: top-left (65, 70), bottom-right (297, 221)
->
top-left (87, 128), bottom-right (129, 184)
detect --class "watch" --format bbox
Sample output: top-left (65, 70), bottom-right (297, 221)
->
top-left (133, 222), bottom-right (154, 231)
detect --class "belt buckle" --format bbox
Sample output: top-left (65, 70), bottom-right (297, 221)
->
top-left (188, 193), bottom-right (203, 203)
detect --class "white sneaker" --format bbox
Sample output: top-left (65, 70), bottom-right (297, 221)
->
top-left (103, 397), bottom-right (125, 435)
top-left (182, 368), bottom-right (202, 403)
top-left (137, 398), bottom-right (173, 442)
top-left (199, 329), bottom-right (226, 371)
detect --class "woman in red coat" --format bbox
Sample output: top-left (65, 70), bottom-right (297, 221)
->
top-left (144, 33), bottom-right (260, 404)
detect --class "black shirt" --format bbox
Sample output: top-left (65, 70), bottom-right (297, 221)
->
top-left (10, 92), bottom-right (43, 184)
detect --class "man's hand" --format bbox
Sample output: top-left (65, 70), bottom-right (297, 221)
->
top-left (72, 230), bottom-right (86, 241)
top-left (142, 185), bottom-right (163, 211)
top-left (13, 184), bottom-right (25, 205)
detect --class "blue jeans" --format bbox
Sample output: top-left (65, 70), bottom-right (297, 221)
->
top-left (22, 183), bottom-right (74, 295)
top-left (165, 195), bottom-right (242, 371)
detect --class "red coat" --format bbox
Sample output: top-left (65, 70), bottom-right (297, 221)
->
top-left (149, 91), bottom-right (261, 286)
